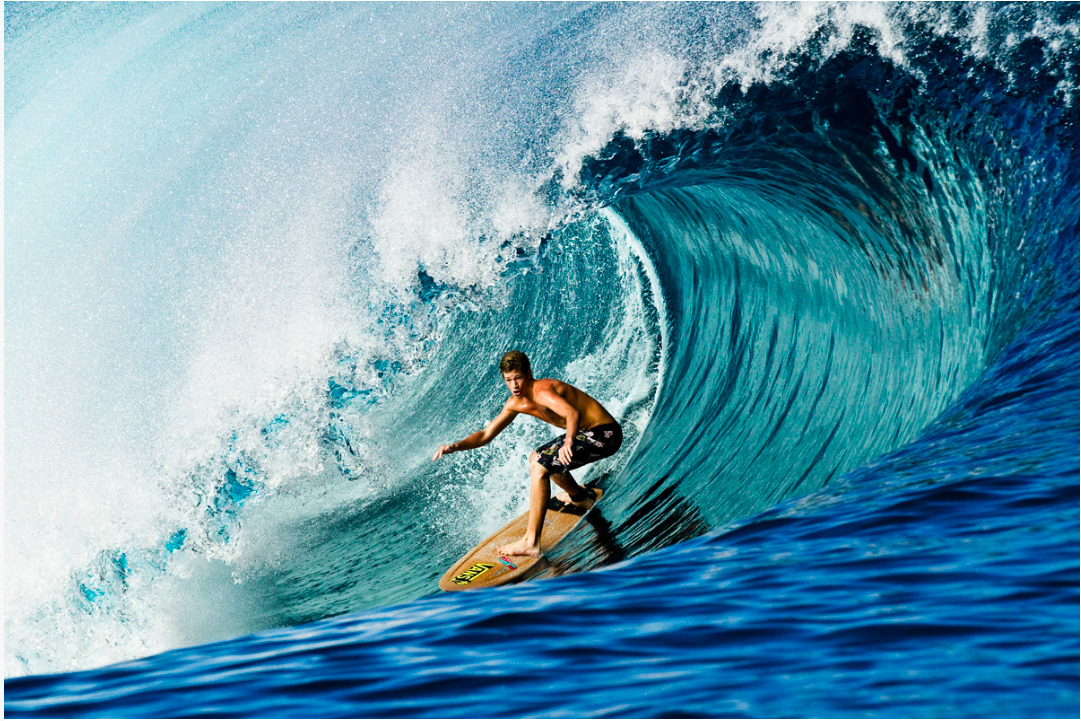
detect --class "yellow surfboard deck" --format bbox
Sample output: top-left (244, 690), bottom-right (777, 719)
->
top-left (439, 488), bottom-right (604, 591)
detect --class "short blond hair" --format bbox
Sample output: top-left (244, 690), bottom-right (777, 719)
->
top-left (499, 350), bottom-right (532, 377)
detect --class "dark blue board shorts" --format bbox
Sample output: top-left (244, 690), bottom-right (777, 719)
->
top-left (533, 422), bottom-right (623, 472)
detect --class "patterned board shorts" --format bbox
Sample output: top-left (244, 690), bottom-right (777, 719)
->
top-left (533, 422), bottom-right (623, 472)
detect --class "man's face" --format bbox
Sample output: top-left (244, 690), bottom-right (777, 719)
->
top-left (503, 370), bottom-right (528, 397)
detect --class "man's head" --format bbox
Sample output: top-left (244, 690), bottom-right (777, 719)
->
top-left (500, 350), bottom-right (532, 397)
top-left (499, 350), bottom-right (532, 378)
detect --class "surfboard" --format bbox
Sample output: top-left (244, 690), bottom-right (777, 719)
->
top-left (438, 488), bottom-right (604, 591)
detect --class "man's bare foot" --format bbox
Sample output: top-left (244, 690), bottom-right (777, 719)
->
top-left (554, 487), bottom-right (596, 511)
top-left (498, 537), bottom-right (541, 557)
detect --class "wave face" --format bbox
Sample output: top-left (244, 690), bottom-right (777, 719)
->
top-left (5, 2), bottom-right (1078, 717)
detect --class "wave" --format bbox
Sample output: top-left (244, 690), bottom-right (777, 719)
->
top-left (5, 1), bottom-right (1077, 678)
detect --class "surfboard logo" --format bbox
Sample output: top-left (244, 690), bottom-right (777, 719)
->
top-left (498, 556), bottom-right (518, 570)
top-left (452, 563), bottom-right (494, 586)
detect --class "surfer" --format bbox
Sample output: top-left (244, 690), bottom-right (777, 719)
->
top-left (432, 350), bottom-right (623, 557)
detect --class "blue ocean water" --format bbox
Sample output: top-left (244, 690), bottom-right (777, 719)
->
top-left (4, 2), bottom-right (1078, 718)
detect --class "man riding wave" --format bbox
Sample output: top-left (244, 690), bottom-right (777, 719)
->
top-left (433, 350), bottom-right (622, 557)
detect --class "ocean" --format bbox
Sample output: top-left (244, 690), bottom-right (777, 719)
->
top-left (4, 2), bottom-right (1078, 717)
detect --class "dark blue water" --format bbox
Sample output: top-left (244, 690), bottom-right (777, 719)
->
top-left (5, 2), bottom-right (1078, 717)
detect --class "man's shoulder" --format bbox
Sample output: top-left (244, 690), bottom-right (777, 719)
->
top-left (534, 378), bottom-right (569, 392)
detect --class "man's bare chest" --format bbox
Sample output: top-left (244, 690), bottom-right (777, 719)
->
top-left (512, 399), bottom-right (565, 427)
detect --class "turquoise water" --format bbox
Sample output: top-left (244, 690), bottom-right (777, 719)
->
top-left (5, 3), bottom-right (1078, 717)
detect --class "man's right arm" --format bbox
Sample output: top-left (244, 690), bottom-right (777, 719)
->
top-left (432, 405), bottom-right (518, 461)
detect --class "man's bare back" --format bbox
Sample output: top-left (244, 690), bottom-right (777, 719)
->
top-left (432, 351), bottom-right (623, 558)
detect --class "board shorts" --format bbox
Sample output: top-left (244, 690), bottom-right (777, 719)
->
top-left (533, 422), bottom-right (623, 473)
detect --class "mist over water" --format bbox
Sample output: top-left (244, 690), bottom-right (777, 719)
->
top-left (5, 4), bottom-right (1077, 716)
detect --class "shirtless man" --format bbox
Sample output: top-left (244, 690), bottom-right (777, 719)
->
top-left (432, 350), bottom-right (623, 557)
